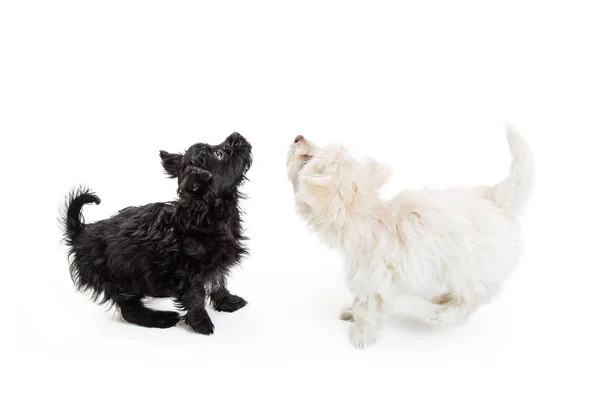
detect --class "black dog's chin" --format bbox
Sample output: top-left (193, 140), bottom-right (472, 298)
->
top-left (230, 136), bottom-right (253, 183)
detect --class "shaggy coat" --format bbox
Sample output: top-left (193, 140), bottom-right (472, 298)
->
top-left (62, 132), bottom-right (252, 335)
top-left (287, 127), bottom-right (533, 348)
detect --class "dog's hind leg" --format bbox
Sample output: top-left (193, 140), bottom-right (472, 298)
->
top-left (116, 298), bottom-right (181, 329)
top-left (209, 278), bottom-right (247, 313)
top-left (422, 293), bottom-right (479, 325)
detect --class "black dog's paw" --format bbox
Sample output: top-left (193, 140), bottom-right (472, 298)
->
top-left (154, 311), bottom-right (182, 329)
top-left (180, 166), bottom-right (212, 194)
top-left (191, 320), bottom-right (215, 335)
top-left (213, 294), bottom-right (247, 313)
top-left (185, 309), bottom-right (215, 335)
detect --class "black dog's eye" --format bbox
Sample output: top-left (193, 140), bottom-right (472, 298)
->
top-left (214, 149), bottom-right (225, 160)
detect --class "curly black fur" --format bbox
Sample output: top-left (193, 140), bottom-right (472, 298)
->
top-left (61, 132), bottom-right (252, 334)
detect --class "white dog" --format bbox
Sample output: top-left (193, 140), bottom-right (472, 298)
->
top-left (287, 125), bottom-right (533, 349)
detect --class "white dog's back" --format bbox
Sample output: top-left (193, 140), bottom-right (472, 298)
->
top-left (386, 126), bottom-right (533, 316)
top-left (388, 187), bottom-right (523, 301)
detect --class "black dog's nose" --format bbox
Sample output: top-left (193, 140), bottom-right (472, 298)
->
top-left (227, 132), bottom-right (247, 147)
top-left (227, 132), bottom-right (240, 142)
top-left (294, 135), bottom-right (304, 143)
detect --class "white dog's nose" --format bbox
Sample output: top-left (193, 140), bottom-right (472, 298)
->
top-left (294, 135), bottom-right (304, 143)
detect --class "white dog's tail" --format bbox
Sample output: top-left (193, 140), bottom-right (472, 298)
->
top-left (487, 124), bottom-right (534, 213)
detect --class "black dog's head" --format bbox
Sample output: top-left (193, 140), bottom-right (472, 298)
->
top-left (159, 132), bottom-right (252, 198)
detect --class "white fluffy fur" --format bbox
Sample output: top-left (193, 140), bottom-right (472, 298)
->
top-left (287, 126), bottom-right (534, 349)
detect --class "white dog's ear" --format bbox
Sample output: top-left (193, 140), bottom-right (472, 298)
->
top-left (364, 158), bottom-right (391, 190)
top-left (298, 174), bottom-right (334, 211)
top-left (303, 174), bottom-right (333, 199)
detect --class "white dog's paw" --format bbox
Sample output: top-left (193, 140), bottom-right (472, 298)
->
top-left (339, 306), bottom-right (354, 322)
top-left (349, 323), bottom-right (379, 349)
top-left (423, 305), bottom-right (468, 325)
top-left (424, 307), bottom-right (455, 324)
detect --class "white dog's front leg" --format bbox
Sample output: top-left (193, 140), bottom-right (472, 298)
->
top-left (349, 293), bottom-right (386, 349)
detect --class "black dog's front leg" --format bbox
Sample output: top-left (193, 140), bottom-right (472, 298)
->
top-left (210, 281), bottom-right (247, 313)
top-left (177, 275), bottom-right (214, 335)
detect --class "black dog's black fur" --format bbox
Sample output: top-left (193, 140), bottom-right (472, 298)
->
top-left (61, 133), bottom-right (252, 335)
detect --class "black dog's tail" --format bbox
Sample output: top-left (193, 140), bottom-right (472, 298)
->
top-left (61, 187), bottom-right (101, 245)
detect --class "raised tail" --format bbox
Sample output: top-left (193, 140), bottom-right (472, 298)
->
top-left (61, 187), bottom-right (101, 245)
top-left (487, 124), bottom-right (534, 213)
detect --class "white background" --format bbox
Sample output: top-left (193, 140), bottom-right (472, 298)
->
top-left (2, 1), bottom-right (599, 399)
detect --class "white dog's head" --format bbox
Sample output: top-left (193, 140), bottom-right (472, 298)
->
top-left (287, 135), bottom-right (391, 235)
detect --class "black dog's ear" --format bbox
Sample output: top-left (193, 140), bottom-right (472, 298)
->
top-left (159, 151), bottom-right (183, 178)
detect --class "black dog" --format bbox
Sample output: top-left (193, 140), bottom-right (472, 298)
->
top-left (61, 132), bottom-right (252, 335)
